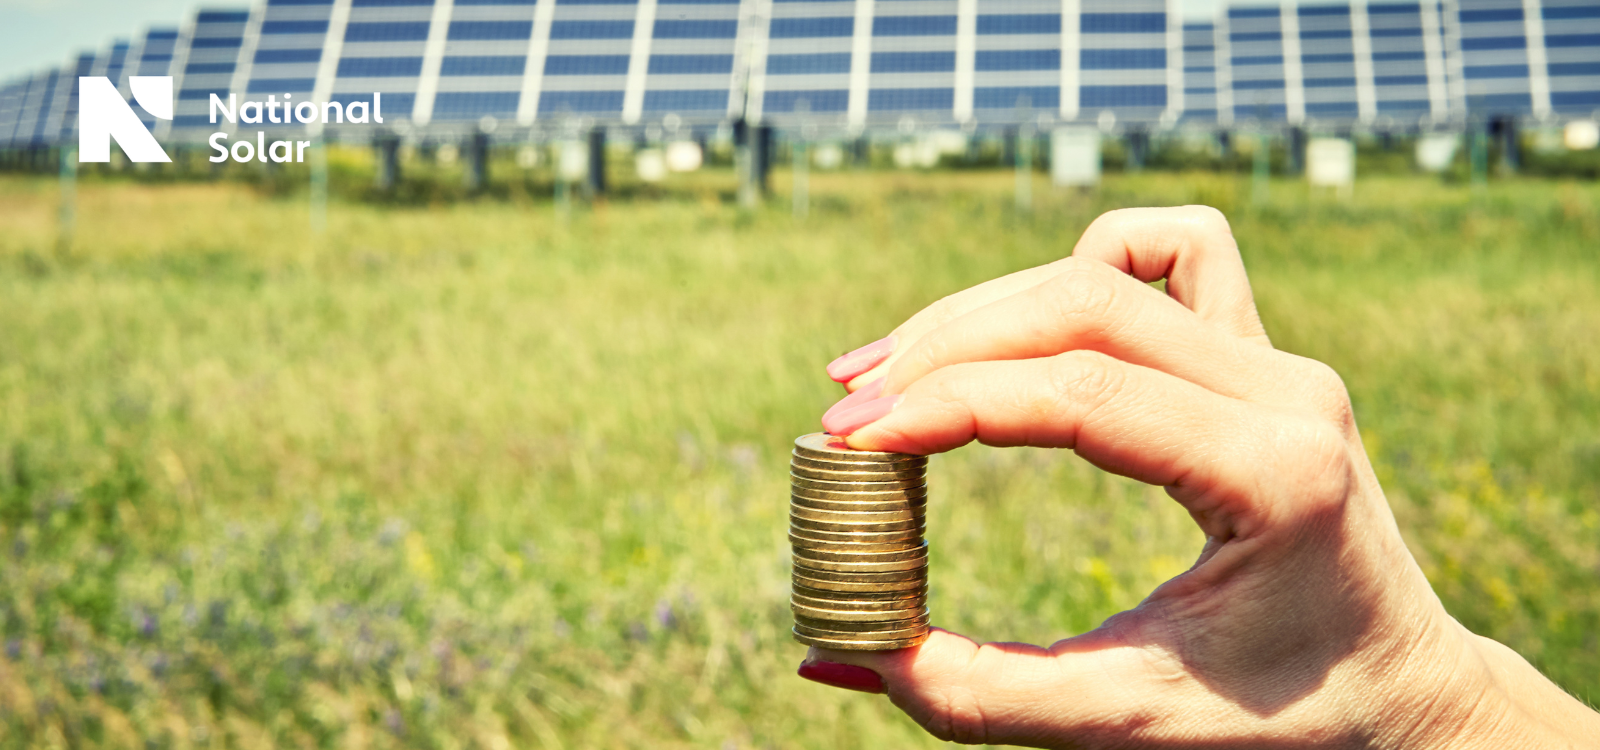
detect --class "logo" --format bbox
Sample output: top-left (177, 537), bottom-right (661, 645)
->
top-left (79, 76), bottom-right (172, 163)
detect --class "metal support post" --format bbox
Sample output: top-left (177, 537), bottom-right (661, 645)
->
top-left (375, 132), bottom-right (401, 191)
top-left (585, 127), bottom-right (606, 198)
top-left (466, 130), bottom-right (490, 192)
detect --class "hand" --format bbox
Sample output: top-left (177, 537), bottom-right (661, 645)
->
top-left (803, 207), bottom-right (1600, 748)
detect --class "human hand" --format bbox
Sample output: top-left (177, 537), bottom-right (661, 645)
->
top-left (802, 207), bottom-right (1600, 748)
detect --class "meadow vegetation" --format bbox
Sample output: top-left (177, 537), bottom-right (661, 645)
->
top-left (0, 164), bottom-right (1597, 748)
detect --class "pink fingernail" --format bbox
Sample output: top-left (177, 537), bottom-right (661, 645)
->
top-left (798, 660), bottom-right (885, 694)
top-left (821, 395), bottom-right (903, 436)
top-left (823, 378), bottom-right (885, 423)
top-left (826, 335), bottom-right (897, 383)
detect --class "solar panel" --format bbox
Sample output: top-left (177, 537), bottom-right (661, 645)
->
top-left (1226, 4), bottom-right (1291, 121)
top-left (1077, 0), bottom-right (1172, 121)
top-left (4, 0), bottom-right (1599, 149)
top-left (759, 0), bottom-right (857, 123)
top-left (1451, 0), bottom-right (1538, 115)
top-left (865, 0), bottom-right (961, 124)
top-left (537, 0), bottom-right (640, 120)
top-left (637, 0), bottom-right (742, 122)
top-left (1543, 0), bottom-right (1600, 113)
top-left (329, 0), bottom-right (439, 124)
top-left (246, 0), bottom-right (335, 120)
top-left (1365, 2), bottom-right (1446, 121)
top-left (168, 9), bottom-right (254, 133)
top-left (0, 80), bottom-right (25, 146)
top-left (56, 54), bottom-right (101, 142)
top-left (429, 0), bottom-right (538, 123)
top-left (972, 0), bottom-right (1064, 119)
top-left (1297, 3), bottom-right (1361, 119)
top-left (1182, 22), bottom-right (1220, 121)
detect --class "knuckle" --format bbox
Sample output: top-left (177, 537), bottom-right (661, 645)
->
top-left (1278, 417), bottom-right (1357, 516)
top-left (1044, 351), bottom-right (1126, 416)
top-left (906, 332), bottom-right (956, 376)
top-left (912, 686), bottom-right (991, 745)
top-left (1291, 357), bottom-right (1358, 436)
top-left (1183, 204), bottom-right (1234, 236)
top-left (1040, 263), bottom-right (1120, 335)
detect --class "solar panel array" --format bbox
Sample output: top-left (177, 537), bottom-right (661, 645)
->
top-left (2, 0), bottom-right (1598, 148)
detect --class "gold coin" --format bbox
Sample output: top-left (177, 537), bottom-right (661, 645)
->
top-left (790, 514), bottom-right (925, 533)
top-left (790, 463), bottom-right (927, 482)
top-left (793, 553), bottom-right (929, 573)
top-left (791, 475), bottom-right (926, 492)
top-left (791, 505), bottom-right (924, 524)
top-left (794, 621), bottom-right (929, 640)
top-left (788, 533), bottom-right (925, 553)
top-left (793, 573), bottom-right (927, 593)
top-left (790, 494), bottom-right (927, 513)
top-left (796, 588), bottom-right (934, 610)
top-left (792, 581), bottom-right (928, 600)
top-left (791, 486), bottom-right (929, 503)
top-left (791, 600), bottom-right (928, 621)
top-left (794, 612), bottom-right (930, 632)
top-left (792, 564), bottom-right (927, 583)
top-left (791, 454), bottom-right (926, 475)
top-left (788, 526), bottom-right (925, 544)
top-left (792, 629), bottom-right (929, 651)
top-left (791, 540), bottom-right (927, 563)
top-left (792, 434), bottom-right (927, 464)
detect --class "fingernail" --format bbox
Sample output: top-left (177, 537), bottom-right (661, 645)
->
top-left (823, 377), bottom-right (885, 423)
top-left (798, 660), bottom-right (885, 694)
top-left (826, 335), bottom-right (897, 383)
top-left (821, 395), bottom-right (902, 436)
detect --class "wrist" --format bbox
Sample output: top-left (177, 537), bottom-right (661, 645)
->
top-left (1384, 622), bottom-right (1600, 749)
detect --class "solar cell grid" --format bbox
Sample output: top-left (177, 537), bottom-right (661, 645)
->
top-left (333, 0), bottom-right (436, 124)
top-left (170, 8), bottom-right (254, 131)
top-left (973, 0), bottom-right (1060, 117)
top-left (1454, 0), bottom-right (1538, 114)
top-left (428, 0), bottom-right (537, 122)
top-left (1543, 0), bottom-right (1600, 112)
top-left (1183, 22), bottom-right (1219, 121)
top-left (762, 1), bottom-right (857, 118)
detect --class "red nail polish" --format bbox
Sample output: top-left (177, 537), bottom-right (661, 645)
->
top-left (798, 661), bottom-right (886, 694)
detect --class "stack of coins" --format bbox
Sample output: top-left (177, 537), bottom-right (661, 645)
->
top-left (790, 432), bottom-right (930, 651)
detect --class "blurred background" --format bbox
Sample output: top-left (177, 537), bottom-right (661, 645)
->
top-left (3, 0), bottom-right (1599, 748)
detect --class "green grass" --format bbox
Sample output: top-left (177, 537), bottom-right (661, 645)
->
top-left (1, 166), bottom-right (1597, 748)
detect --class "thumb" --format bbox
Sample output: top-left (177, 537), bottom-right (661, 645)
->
top-left (799, 627), bottom-right (1149, 746)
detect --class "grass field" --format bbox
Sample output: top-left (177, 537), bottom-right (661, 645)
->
top-left (1, 164), bottom-right (1598, 749)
